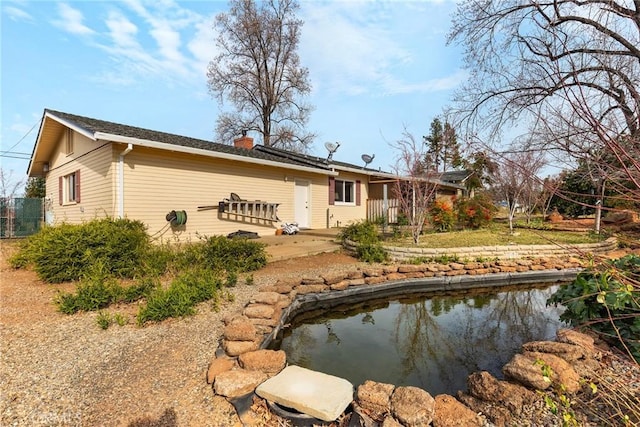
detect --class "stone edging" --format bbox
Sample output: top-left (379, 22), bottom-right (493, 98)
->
top-left (344, 236), bottom-right (617, 260)
top-left (207, 255), bottom-right (596, 425)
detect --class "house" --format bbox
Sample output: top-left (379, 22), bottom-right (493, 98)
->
top-left (27, 109), bottom-right (466, 241)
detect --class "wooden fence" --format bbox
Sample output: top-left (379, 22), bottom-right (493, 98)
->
top-left (366, 198), bottom-right (399, 224)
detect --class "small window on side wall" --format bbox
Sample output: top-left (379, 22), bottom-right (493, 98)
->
top-left (59, 170), bottom-right (81, 205)
top-left (65, 129), bottom-right (74, 155)
top-left (334, 179), bottom-right (355, 204)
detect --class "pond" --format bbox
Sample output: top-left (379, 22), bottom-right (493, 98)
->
top-left (271, 284), bottom-right (567, 396)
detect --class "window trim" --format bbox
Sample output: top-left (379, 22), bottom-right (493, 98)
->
top-left (65, 129), bottom-right (74, 155)
top-left (59, 170), bottom-right (81, 205)
top-left (334, 179), bottom-right (356, 205)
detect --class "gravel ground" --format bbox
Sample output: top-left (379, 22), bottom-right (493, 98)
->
top-left (0, 242), bottom-right (361, 427)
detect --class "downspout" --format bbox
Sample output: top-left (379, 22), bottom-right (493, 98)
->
top-left (118, 144), bottom-right (133, 218)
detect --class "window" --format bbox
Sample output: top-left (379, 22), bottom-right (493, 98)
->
top-left (65, 129), bottom-right (74, 155)
top-left (329, 177), bottom-right (361, 206)
top-left (59, 170), bottom-right (81, 204)
top-left (334, 179), bottom-right (355, 204)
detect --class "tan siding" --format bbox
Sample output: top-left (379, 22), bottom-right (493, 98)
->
top-left (46, 133), bottom-right (115, 224)
top-left (324, 171), bottom-right (369, 228)
top-left (123, 148), bottom-right (317, 241)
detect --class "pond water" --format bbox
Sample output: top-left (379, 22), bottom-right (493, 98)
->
top-left (272, 284), bottom-right (567, 396)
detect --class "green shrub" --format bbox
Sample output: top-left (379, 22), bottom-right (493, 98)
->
top-left (96, 311), bottom-right (112, 330)
top-left (338, 221), bottom-right (387, 263)
top-left (55, 264), bottom-right (158, 314)
top-left (136, 267), bottom-right (223, 325)
top-left (10, 218), bottom-right (151, 283)
top-left (356, 243), bottom-right (388, 263)
top-left (338, 220), bottom-right (379, 244)
top-left (175, 236), bottom-right (267, 273)
top-left (547, 254), bottom-right (640, 362)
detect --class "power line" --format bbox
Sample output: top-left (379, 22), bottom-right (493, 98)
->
top-left (1, 119), bottom-right (41, 155)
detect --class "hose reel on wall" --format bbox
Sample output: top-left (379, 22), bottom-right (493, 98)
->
top-left (166, 210), bottom-right (187, 227)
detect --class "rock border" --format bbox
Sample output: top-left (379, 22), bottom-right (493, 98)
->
top-left (206, 254), bottom-right (602, 425)
top-left (344, 236), bottom-right (617, 261)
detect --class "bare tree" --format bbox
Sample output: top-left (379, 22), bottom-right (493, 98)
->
top-left (207, 0), bottom-right (315, 152)
top-left (0, 169), bottom-right (24, 200)
top-left (390, 127), bottom-right (440, 244)
top-left (489, 150), bottom-right (546, 234)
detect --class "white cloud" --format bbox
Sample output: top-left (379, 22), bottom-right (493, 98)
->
top-left (300, 1), bottom-right (460, 97)
top-left (3, 5), bottom-right (33, 22)
top-left (52, 3), bottom-right (94, 36)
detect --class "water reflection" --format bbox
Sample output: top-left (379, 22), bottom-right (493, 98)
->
top-left (275, 284), bottom-right (567, 396)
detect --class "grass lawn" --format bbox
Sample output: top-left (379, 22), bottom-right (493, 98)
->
top-left (385, 223), bottom-right (603, 248)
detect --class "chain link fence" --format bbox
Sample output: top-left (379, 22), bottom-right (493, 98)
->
top-left (1, 197), bottom-right (44, 238)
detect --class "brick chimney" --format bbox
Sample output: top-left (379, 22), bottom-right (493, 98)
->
top-left (233, 130), bottom-right (253, 149)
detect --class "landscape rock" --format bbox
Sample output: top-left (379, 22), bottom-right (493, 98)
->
top-left (243, 304), bottom-right (275, 319)
top-left (206, 357), bottom-right (235, 384)
top-left (223, 339), bottom-right (259, 357)
top-left (238, 349), bottom-right (286, 375)
top-left (556, 329), bottom-right (595, 355)
top-left (381, 416), bottom-right (403, 427)
top-left (330, 281), bottom-right (350, 291)
top-left (322, 272), bottom-right (347, 285)
top-left (466, 371), bottom-right (535, 415)
top-left (296, 284), bottom-right (328, 294)
top-left (502, 353), bottom-right (551, 390)
top-left (523, 351), bottom-right (581, 393)
top-left (213, 369), bottom-right (267, 398)
top-left (456, 392), bottom-right (511, 427)
top-left (522, 340), bottom-right (585, 362)
top-left (250, 292), bottom-right (280, 305)
top-left (391, 386), bottom-right (435, 427)
top-left (433, 394), bottom-right (482, 427)
top-left (223, 319), bottom-right (257, 341)
top-left (356, 380), bottom-right (395, 421)
top-left (301, 276), bottom-right (325, 285)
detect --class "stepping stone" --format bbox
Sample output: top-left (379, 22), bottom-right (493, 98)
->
top-left (255, 365), bottom-right (353, 422)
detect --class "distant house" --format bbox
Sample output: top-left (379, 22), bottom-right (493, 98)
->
top-left (27, 109), bottom-right (465, 240)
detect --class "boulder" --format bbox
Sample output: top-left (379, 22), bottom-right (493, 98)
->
top-left (243, 304), bottom-right (275, 319)
top-left (433, 394), bottom-right (483, 427)
top-left (502, 353), bottom-right (551, 390)
top-left (522, 341), bottom-right (585, 362)
top-left (391, 386), bottom-right (435, 427)
top-left (223, 319), bottom-right (257, 341)
top-left (296, 284), bottom-right (328, 294)
top-left (213, 369), bottom-right (267, 398)
top-left (556, 329), bottom-right (595, 356)
top-left (466, 371), bottom-right (534, 415)
top-left (223, 339), bottom-right (259, 357)
top-left (456, 392), bottom-right (511, 427)
top-left (206, 357), bottom-right (235, 384)
top-left (356, 380), bottom-right (395, 421)
top-left (381, 416), bottom-right (403, 427)
top-left (250, 291), bottom-right (280, 305)
top-left (238, 349), bottom-right (286, 375)
top-left (523, 351), bottom-right (581, 393)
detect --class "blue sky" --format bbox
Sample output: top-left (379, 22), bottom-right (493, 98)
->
top-left (1, 0), bottom-right (465, 189)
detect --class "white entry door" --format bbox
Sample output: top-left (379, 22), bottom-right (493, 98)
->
top-left (294, 180), bottom-right (310, 228)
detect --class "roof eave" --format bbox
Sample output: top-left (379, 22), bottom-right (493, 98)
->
top-left (95, 132), bottom-right (339, 176)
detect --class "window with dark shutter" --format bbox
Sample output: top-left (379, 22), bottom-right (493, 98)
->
top-left (75, 169), bottom-right (81, 203)
top-left (356, 180), bottom-right (361, 206)
top-left (329, 177), bottom-right (335, 205)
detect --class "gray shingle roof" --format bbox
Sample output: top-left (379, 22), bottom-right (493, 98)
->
top-left (440, 170), bottom-right (473, 183)
top-left (45, 109), bottom-right (328, 170)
